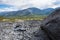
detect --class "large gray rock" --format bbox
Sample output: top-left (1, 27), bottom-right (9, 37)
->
top-left (31, 8), bottom-right (60, 40)
top-left (41, 8), bottom-right (60, 40)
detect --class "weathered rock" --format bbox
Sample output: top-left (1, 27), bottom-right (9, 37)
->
top-left (41, 8), bottom-right (60, 40)
top-left (32, 8), bottom-right (60, 40)
top-left (0, 20), bottom-right (41, 40)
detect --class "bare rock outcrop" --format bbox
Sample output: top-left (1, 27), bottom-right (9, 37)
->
top-left (32, 8), bottom-right (60, 40)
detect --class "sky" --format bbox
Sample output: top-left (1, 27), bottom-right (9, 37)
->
top-left (0, 0), bottom-right (60, 12)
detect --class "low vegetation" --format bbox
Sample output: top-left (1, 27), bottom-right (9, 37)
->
top-left (0, 15), bottom-right (47, 22)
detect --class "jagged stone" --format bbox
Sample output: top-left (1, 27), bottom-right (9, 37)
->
top-left (41, 8), bottom-right (60, 40)
top-left (32, 8), bottom-right (60, 40)
top-left (0, 20), bottom-right (40, 40)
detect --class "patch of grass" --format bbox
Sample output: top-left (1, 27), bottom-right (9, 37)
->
top-left (0, 15), bottom-right (47, 22)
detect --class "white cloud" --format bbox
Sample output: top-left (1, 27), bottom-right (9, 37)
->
top-left (0, 7), bottom-right (18, 12)
top-left (1, 0), bottom-right (57, 9)
top-left (0, 0), bottom-right (59, 12)
top-left (29, 0), bottom-right (55, 9)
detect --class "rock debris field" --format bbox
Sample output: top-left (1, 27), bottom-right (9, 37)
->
top-left (0, 20), bottom-right (41, 40)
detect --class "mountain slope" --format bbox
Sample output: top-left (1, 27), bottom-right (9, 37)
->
top-left (41, 8), bottom-right (54, 15)
top-left (0, 7), bottom-right (54, 18)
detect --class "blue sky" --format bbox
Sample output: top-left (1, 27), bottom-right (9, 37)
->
top-left (0, 0), bottom-right (60, 12)
top-left (0, 4), bottom-right (12, 9)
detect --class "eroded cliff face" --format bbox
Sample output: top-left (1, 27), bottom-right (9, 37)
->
top-left (32, 8), bottom-right (60, 40)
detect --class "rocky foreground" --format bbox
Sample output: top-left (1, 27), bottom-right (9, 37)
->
top-left (0, 20), bottom-right (41, 40)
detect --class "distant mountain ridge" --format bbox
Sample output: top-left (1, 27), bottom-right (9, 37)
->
top-left (41, 8), bottom-right (54, 15)
top-left (0, 7), bottom-right (54, 18)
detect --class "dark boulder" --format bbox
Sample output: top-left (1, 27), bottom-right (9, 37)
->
top-left (31, 8), bottom-right (60, 40)
top-left (41, 8), bottom-right (60, 40)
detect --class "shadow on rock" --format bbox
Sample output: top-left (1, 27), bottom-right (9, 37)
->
top-left (31, 8), bottom-right (60, 40)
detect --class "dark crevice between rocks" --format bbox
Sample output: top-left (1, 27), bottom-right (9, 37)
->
top-left (45, 18), bottom-right (58, 25)
top-left (40, 26), bottom-right (57, 40)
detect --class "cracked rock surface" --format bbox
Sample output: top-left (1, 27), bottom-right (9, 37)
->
top-left (0, 20), bottom-right (41, 40)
